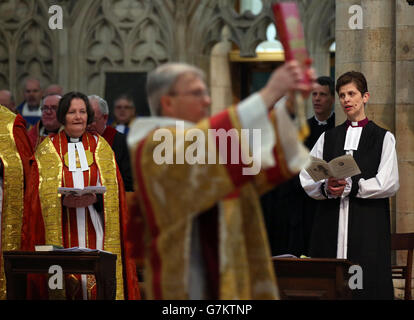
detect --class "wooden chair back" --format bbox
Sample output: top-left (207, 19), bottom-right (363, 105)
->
top-left (391, 233), bottom-right (414, 300)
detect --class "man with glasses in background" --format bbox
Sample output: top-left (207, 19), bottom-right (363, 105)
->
top-left (87, 95), bottom-right (133, 192)
top-left (28, 94), bottom-right (62, 150)
top-left (112, 94), bottom-right (136, 135)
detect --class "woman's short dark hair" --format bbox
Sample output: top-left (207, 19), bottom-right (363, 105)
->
top-left (57, 91), bottom-right (94, 125)
top-left (336, 71), bottom-right (368, 96)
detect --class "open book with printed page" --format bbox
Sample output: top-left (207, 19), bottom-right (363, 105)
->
top-left (305, 154), bottom-right (361, 182)
top-left (57, 186), bottom-right (106, 196)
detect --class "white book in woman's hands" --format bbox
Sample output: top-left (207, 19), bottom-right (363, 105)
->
top-left (58, 186), bottom-right (106, 196)
top-left (305, 154), bottom-right (361, 182)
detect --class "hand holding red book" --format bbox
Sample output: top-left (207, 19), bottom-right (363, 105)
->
top-left (272, 2), bottom-right (313, 97)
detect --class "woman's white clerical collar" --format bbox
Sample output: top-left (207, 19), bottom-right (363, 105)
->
top-left (67, 136), bottom-right (89, 171)
top-left (346, 117), bottom-right (369, 128)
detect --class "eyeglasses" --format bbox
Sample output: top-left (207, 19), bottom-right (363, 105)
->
top-left (41, 106), bottom-right (58, 113)
top-left (169, 89), bottom-right (210, 99)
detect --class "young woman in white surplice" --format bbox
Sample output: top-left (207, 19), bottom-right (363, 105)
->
top-left (299, 71), bottom-right (399, 300)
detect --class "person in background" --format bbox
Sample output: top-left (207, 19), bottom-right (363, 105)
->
top-left (0, 90), bottom-right (16, 113)
top-left (305, 76), bottom-right (336, 149)
top-left (16, 77), bottom-right (43, 127)
top-left (44, 84), bottom-right (64, 96)
top-left (300, 71), bottom-right (399, 299)
top-left (260, 76), bottom-right (336, 258)
top-left (301, 75), bottom-right (337, 253)
top-left (28, 94), bottom-right (62, 150)
top-left (87, 95), bottom-right (133, 192)
top-left (112, 94), bottom-right (136, 135)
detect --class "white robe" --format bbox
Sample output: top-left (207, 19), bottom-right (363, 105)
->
top-left (67, 137), bottom-right (104, 300)
top-left (299, 127), bottom-right (399, 259)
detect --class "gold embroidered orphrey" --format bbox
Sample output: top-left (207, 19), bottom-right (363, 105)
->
top-left (0, 106), bottom-right (24, 300)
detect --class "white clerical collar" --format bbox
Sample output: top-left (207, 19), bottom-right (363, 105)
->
top-left (68, 138), bottom-right (89, 171)
top-left (22, 102), bottom-right (42, 117)
top-left (344, 126), bottom-right (363, 151)
top-left (314, 111), bottom-right (333, 125)
top-left (116, 124), bottom-right (126, 134)
top-left (346, 117), bottom-right (369, 128)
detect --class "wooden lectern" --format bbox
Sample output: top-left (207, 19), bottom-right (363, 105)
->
top-left (3, 250), bottom-right (117, 300)
top-left (272, 257), bottom-right (354, 300)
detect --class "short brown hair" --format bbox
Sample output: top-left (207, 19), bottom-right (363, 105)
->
top-left (336, 71), bottom-right (368, 96)
top-left (57, 92), bottom-right (94, 125)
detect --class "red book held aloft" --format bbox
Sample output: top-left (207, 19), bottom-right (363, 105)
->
top-left (272, 2), bottom-right (311, 84)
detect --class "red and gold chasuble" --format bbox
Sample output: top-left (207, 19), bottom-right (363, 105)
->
top-left (33, 131), bottom-right (130, 299)
top-left (129, 106), bottom-right (297, 300)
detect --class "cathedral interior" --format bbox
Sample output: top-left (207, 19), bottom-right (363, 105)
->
top-left (0, 0), bottom-right (413, 300)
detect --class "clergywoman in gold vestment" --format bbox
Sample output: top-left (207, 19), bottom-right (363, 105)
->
top-left (22, 92), bottom-right (140, 300)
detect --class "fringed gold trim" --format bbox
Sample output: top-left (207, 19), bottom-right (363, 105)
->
top-left (95, 136), bottom-right (125, 300)
top-left (36, 137), bottom-right (66, 300)
top-left (36, 138), bottom-right (64, 245)
top-left (0, 106), bottom-right (24, 300)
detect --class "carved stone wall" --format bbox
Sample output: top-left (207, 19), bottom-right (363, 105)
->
top-left (336, 0), bottom-right (414, 299)
top-left (0, 0), bottom-right (335, 106)
top-left (0, 0), bottom-right (57, 102)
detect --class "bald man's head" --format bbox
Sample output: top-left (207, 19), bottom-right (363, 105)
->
top-left (0, 90), bottom-right (16, 113)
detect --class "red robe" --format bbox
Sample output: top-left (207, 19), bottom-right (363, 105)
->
top-left (27, 121), bottom-right (42, 150)
top-left (0, 106), bottom-right (33, 300)
top-left (22, 131), bottom-right (140, 300)
top-left (102, 125), bottom-right (117, 146)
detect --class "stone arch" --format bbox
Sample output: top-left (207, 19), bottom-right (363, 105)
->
top-left (84, 17), bottom-right (125, 94)
top-left (210, 25), bottom-right (234, 115)
top-left (126, 17), bottom-right (170, 70)
top-left (304, 0), bottom-right (335, 76)
top-left (0, 0), bottom-right (36, 25)
top-left (0, 29), bottom-right (10, 89)
top-left (14, 17), bottom-right (55, 94)
top-left (73, 0), bottom-right (176, 95)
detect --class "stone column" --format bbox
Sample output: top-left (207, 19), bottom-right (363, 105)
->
top-left (335, 0), bottom-right (362, 124)
top-left (336, 0), bottom-right (396, 240)
top-left (337, 0), bottom-right (414, 298)
top-left (335, 0), bottom-right (395, 131)
top-left (210, 26), bottom-right (233, 115)
top-left (395, 0), bottom-right (414, 298)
